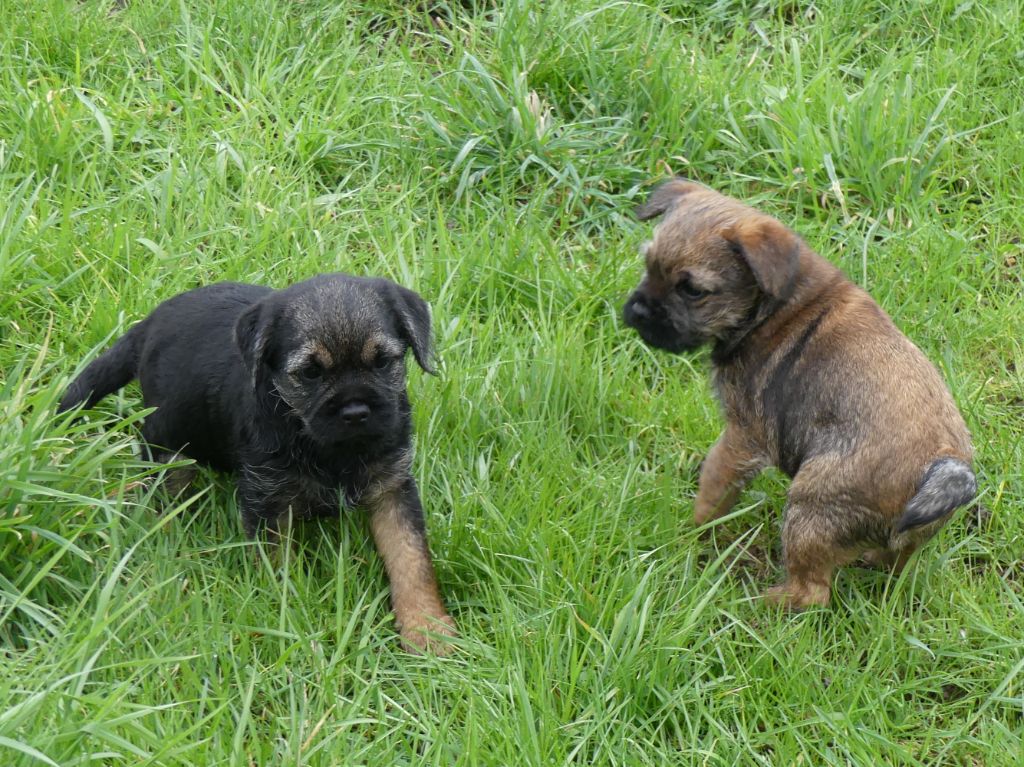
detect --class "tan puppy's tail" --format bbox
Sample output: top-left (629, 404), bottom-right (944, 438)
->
top-left (58, 321), bottom-right (147, 414)
top-left (895, 457), bottom-right (977, 535)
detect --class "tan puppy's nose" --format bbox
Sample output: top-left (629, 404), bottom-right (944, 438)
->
top-left (623, 292), bottom-right (652, 326)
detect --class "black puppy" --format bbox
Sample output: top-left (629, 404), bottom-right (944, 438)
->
top-left (59, 273), bottom-right (456, 652)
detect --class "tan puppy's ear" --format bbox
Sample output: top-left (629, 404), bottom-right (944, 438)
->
top-left (634, 178), bottom-right (703, 221)
top-left (726, 217), bottom-right (801, 301)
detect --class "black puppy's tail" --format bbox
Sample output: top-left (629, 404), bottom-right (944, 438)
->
top-left (894, 457), bottom-right (977, 535)
top-left (57, 322), bottom-right (146, 414)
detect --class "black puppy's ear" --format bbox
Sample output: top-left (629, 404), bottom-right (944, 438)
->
top-left (387, 284), bottom-right (435, 374)
top-left (235, 301), bottom-right (277, 389)
top-left (725, 217), bottom-right (801, 301)
top-left (634, 178), bottom-right (703, 221)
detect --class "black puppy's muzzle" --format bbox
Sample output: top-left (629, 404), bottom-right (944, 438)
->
top-left (311, 392), bottom-right (397, 446)
top-left (338, 400), bottom-right (370, 426)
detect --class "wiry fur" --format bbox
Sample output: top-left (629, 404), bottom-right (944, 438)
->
top-left (623, 180), bottom-right (976, 609)
top-left (59, 273), bottom-right (455, 652)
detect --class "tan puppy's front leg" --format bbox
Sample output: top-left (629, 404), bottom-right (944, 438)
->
top-left (694, 425), bottom-right (764, 525)
top-left (367, 478), bottom-right (456, 654)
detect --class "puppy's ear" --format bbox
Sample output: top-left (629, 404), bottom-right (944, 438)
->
top-left (235, 301), bottom-right (277, 389)
top-left (387, 284), bottom-right (435, 374)
top-left (726, 217), bottom-right (801, 301)
top-left (634, 179), bottom-right (703, 221)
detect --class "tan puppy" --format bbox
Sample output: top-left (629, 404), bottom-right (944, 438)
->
top-left (623, 180), bottom-right (976, 608)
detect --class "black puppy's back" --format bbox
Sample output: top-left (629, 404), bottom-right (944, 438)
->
top-left (60, 282), bottom-right (272, 469)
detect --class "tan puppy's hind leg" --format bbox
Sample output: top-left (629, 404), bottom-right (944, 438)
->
top-left (764, 502), bottom-right (860, 610)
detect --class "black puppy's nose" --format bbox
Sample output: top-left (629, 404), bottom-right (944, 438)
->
top-left (623, 294), bottom-right (651, 325)
top-left (340, 401), bottom-right (370, 425)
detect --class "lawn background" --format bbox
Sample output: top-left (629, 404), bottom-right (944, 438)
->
top-left (1, 0), bottom-right (1022, 764)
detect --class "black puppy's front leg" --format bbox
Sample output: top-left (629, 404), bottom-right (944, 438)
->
top-left (365, 477), bottom-right (456, 654)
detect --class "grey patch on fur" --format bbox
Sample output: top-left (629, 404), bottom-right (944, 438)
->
top-left (896, 457), bottom-right (977, 533)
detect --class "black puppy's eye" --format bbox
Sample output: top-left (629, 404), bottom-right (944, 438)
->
top-left (299, 361), bottom-right (322, 380)
top-left (676, 278), bottom-right (710, 300)
top-left (374, 353), bottom-right (396, 370)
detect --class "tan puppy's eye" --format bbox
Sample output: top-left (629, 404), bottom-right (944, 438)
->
top-left (676, 277), bottom-right (711, 300)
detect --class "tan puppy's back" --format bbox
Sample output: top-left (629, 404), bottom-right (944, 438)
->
top-left (741, 270), bottom-right (971, 511)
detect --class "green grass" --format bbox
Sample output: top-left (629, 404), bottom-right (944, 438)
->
top-left (2, 0), bottom-right (1022, 764)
